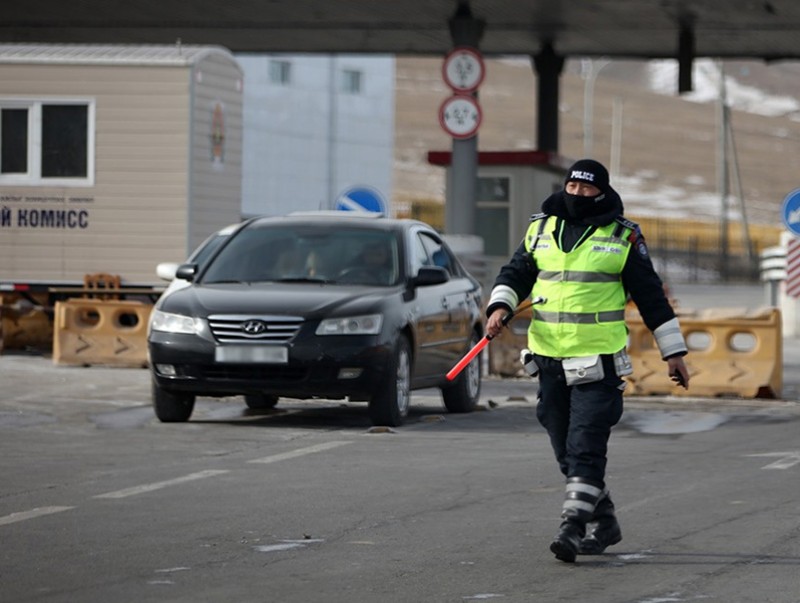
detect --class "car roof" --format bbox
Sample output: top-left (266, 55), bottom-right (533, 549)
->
top-left (246, 213), bottom-right (436, 233)
top-left (216, 222), bottom-right (242, 235)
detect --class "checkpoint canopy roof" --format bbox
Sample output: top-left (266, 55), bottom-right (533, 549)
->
top-left (4, 0), bottom-right (800, 61)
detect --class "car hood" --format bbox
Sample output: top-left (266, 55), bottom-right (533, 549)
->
top-left (160, 282), bottom-right (398, 319)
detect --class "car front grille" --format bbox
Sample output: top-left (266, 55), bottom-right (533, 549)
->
top-left (207, 314), bottom-right (303, 343)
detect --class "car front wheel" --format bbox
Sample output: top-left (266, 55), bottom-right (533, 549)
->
top-left (441, 330), bottom-right (481, 413)
top-left (152, 381), bottom-right (196, 422)
top-left (369, 336), bottom-right (411, 427)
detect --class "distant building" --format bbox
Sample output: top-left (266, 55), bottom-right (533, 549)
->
top-left (236, 54), bottom-right (395, 217)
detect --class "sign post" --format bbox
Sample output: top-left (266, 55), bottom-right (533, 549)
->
top-left (780, 190), bottom-right (800, 337)
top-left (781, 189), bottom-right (800, 299)
top-left (440, 46), bottom-right (485, 237)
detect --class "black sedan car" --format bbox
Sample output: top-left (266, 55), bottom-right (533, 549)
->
top-left (147, 213), bottom-right (484, 426)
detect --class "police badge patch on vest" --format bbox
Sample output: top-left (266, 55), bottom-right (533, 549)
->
top-left (627, 227), bottom-right (649, 258)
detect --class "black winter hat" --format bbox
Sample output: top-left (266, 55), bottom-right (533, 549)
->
top-left (564, 159), bottom-right (609, 194)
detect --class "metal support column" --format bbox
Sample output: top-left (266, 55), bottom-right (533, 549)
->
top-left (532, 43), bottom-right (564, 153)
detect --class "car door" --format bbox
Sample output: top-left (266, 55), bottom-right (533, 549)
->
top-left (409, 229), bottom-right (473, 378)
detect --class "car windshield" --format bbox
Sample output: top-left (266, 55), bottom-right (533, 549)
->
top-left (201, 223), bottom-right (401, 286)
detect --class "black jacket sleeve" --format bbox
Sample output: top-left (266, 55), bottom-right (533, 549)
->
top-left (485, 239), bottom-right (539, 317)
top-left (621, 234), bottom-right (677, 332)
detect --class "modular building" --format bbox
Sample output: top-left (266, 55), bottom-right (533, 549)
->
top-left (0, 43), bottom-right (243, 291)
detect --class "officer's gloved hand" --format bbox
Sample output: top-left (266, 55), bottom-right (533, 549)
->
top-left (519, 348), bottom-right (538, 377)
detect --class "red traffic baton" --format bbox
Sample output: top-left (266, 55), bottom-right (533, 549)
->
top-left (445, 296), bottom-right (546, 381)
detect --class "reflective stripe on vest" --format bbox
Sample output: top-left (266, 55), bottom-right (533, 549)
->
top-left (533, 309), bottom-right (627, 324)
top-left (524, 216), bottom-right (632, 358)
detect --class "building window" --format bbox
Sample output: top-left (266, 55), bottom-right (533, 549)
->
top-left (41, 105), bottom-right (88, 178)
top-left (1, 108), bottom-right (28, 174)
top-left (269, 59), bottom-right (292, 85)
top-left (0, 100), bottom-right (94, 186)
top-left (341, 69), bottom-right (362, 94)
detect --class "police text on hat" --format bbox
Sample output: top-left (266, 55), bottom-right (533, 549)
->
top-left (564, 159), bottom-right (609, 194)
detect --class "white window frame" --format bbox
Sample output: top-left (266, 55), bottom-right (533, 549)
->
top-left (0, 97), bottom-right (96, 187)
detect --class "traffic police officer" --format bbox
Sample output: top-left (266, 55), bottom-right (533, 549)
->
top-left (485, 159), bottom-right (690, 563)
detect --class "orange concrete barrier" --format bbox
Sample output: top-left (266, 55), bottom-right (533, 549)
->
top-left (53, 299), bottom-right (153, 367)
top-left (488, 303), bottom-right (783, 399)
top-left (626, 306), bottom-right (782, 399)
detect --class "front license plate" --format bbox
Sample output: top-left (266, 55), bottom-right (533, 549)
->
top-left (215, 345), bottom-right (288, 364)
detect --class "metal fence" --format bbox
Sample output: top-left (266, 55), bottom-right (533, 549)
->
top-left (631, 216), bottom-right (780, 284)
top-left (398, 200), bottom-right (781, 285)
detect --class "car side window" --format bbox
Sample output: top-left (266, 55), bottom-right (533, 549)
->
top-left (418, 233), bottom-right (457, 277)
top-left (410, 233), bottom-right (430, 274)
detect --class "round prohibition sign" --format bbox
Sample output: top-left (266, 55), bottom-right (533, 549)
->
top-left (442, 47), bottom-right (486, 92)
top-left (439, 94), bottom-right (482, 140)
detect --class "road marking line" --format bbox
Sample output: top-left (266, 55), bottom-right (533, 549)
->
top-left (248, 441), bottom-right (351, 464)
top-left (93, 469), bottom-right (230, 499)
top-left (746, 451), bottom-right (800, 470)
top-left (0, 506), bottom-right (75, 526)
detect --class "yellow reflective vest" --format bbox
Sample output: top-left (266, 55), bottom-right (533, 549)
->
top-left (524, 215), bottom-right (633, 358)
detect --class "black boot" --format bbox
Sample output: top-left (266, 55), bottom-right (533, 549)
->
top-left (549, 477), bottom-right (602, 563)
top-left (578, 490), bottom-right (622, 555)
top-left (550, 520), bottom-right (584, 563)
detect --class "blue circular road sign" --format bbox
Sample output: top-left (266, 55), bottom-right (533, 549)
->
top-left (782, 189), bottom-right (800, 236)
top-left (335, 187), bottom-right (386, 214)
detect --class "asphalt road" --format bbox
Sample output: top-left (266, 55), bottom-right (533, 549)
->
top-left (2, 346), bottom-right (800, 603)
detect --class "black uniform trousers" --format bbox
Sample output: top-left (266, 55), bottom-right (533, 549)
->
top-left (534, 354), bottom-right (624, 488)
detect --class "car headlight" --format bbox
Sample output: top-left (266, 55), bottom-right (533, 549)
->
top-left (149, 309), bottom-right (204, 335)
top-left (316, 314), bottom-right (383, 335)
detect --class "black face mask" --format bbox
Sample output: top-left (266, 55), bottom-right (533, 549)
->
top-left (563, 191), bottom-right (606, 219)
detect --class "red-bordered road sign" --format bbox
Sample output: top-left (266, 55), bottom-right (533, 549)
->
top-left (439, 94), bottom-right (482, 139)
top-left (442, 47), bottom-right (485, 93)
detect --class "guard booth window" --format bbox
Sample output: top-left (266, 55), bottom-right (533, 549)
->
top-left (476, 176), bottom-right (510, 256)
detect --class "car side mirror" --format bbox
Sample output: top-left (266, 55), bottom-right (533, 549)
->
top-left (412, 266), bottom-right (449, 287)
top-left (175, 263), bottom-right (198, 282)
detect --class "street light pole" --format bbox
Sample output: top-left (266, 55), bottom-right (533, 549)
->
top-left (582, 58), bottom-right (610, 158)
top-left (717, 61), bottom-right (730, 281)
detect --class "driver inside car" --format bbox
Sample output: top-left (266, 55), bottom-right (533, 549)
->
top-left (339, 241), bottom-right (396, 285)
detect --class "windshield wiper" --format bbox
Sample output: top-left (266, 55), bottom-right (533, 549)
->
top-left (204, 279), bottom-right (247, 284)
top-left (274, 277), bottom-right (331, 284)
